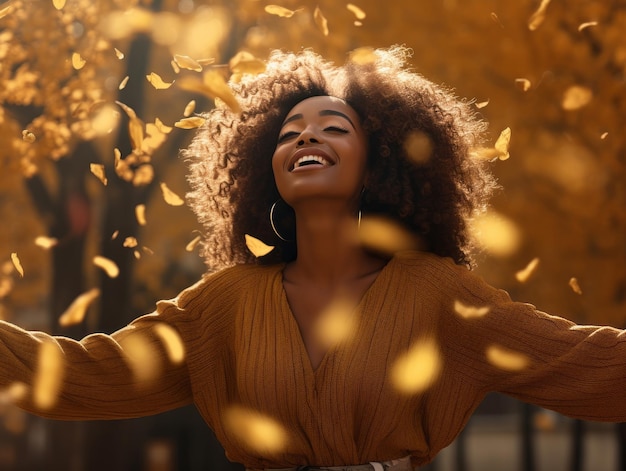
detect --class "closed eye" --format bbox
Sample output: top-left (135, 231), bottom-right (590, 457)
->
top-left (277, 131), bottom-right (299, 143)
top-left (324, 126), bottom-right (349, 134)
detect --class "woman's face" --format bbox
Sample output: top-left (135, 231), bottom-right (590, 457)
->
top-left (272, 96), bottom-right (368, 210)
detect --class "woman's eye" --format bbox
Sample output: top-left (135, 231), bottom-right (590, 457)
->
top-left (325, 126), bottom-right (349, 134)
top-left (277, 131), bottom-right (299, 143)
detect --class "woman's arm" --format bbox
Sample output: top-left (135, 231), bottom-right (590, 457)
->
top-left (0, 296), bottom-right (193, 421)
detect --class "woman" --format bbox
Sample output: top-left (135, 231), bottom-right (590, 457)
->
top-left (1, 46), bottom-right (626, 471)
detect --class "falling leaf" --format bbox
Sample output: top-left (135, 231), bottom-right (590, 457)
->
top-left (91, 103), bottom-right (120, 135)
top-left (600, 132), bottom-right (608, 140)
top-left (170, 60), bottom-right (180, 74)
top-left (244, 234), bottom-right (274, 257)
top-left (22, 130), bottom-right (36, 143)
top-left (0, 382), bottom-right (28, 404)
top-left (115, 101), bottom-right (144, 151)
top-left (119, 76), bottom-right (129, 90)
top-left (111, 230), bottom-right (120, 240)
top-left (93, 255), bottom-right (120, 278)
top-left (52, 0), bottom-right (66, 9)
top-left (313, 6), bottom-right (329, 36)
top-left (153, 323), bottom-right (185, 364)
top-left (229, 51), bottom-right (266, 75)
top-left (134, 250), bottom-right (141, 259)
top-left (173, 54), bottom-right (203, 72)
top-left (314, 297), bottom-right (356, 349)
top-left (390, 339), bottom-right (441, 394)
top-left (119, 332), bottom-right (160, 383)
top-left (174, 117), bottom-right (205, 129)
top-left (0, 3), bottom-right (14, 18)
top-left (72, 52), bottom-right (86, 70)
top-left (486, 345), bottom-right (529, 371)
top-left (186, 235), bottom-right (202, 252)
top-left (142, 246), bottom-right (154, 256)
top-left (469, 211), bottom-right (521, 257)
top-left (346, 3), bottom-right (366, 20)
top-left (348, 47), bottom-right (377, 65)
top-left (490, 12), bottom-right (504, 28)
top-left (114, 48), bottom-right (125, 59)
top-left (454, 300), bottom-right (490, 319)
top-left (562, 85), bottom-right (593, 110)
top-left (475, 99), bottom-right (490, 109)
top-left (160, 182), bottom-right (185, 206)
top-left (146, 72), bottom-right (174, 89)
top-left (569, 277), bottom-right (583, 295)
top-left (494, 127), bottom-right (512, 160)
top-left (33, 340), bottom-right (64, 409)
top-left (58, 288), bottom-right (100, 326)
top-left (515, 78), bottom-right (531, 91)
top-left (154, 118), bottom-right (173, 134)
top-left (528, 0), bottom-right (551, 31)
top-left (578, 21), bottom-right (598, 32)
top-left (35, 236), bottom-right (58, 249)
top-left (123, 237), bottom-right (138, 248)
top-left (10, 253), bottom-right (23, 277)
top-left (264, 5), bottom-right (297, 17)
top-left (223, 405), bottom-right (287, 454)
top-left (90, 163), bottom-right (108, 185)
top-left (177, 72), bottom-right (241, 113)
top-left (403, 131), bottom-right (433, 165)
top-left (135, 204), bottom-right (147, 225)
top-left (358, 216), bottom-right (422, 255)
top-left (132, 164), bottom-right (154, 186)
top-left (183, 100), bottom-right (196, 117)
top-left (515, 257), bottom-right (540, 283)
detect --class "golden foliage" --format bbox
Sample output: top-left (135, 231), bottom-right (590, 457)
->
top-left (244, 234), bottom-right (274, 257)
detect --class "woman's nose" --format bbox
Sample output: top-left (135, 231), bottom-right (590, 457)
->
top-left (297, 127), bottom-right (321, 147)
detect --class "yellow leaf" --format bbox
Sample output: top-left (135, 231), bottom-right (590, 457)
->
top-left (486, 345), bottom-right (529, 371)
top-left (90, 163), bottom-right (108, 185)
top-left (0, 3), bottom-right (14, 18)
top-left (528, 0), bottom-right (551, 31)
top-left (93, 255), bottom-right (120, 278)
top-left (578, 21), bottom-right (598, 32)
top-left (119, 332), bottom-right (160, 383)
top-left (58, 288), bottom-right (100, 327)
top-left (154, 118), bottom-right (173, 133)
top-left (135, 204), bottom-right (147, 226)
top-left (123, 237), bottom-right (138, 248)
top-left (153, 323), bottom-right (185, 364)
top-left (454, 300), bottom-right (490, 319)
top-left (264, 5), bottom-right (297, 17)
top-left (515, 257), bottom-right (540, 283)
top-left (72, 52), bottom-right (86, 70)
top-left (177, 73), bottom-right (241, 113)
top-left (10, 253), bottom-right (23, 277)
top-left (469, 211), bottom-right (521, 257)
top-left (170, 59), bottom-right (180, 74)
top-left (160, 182), bottom-right (185, 206)
top-left (132, 164), bottom-right (154, 187)
top-left (185, 235), bottom-right (202, 252)
top-left (229, 51), bottom-right (266, 75)
top-left (35, 236), bottom-right (58, 249)
top-left (600, 132), bottom-right (608, 140)
top-left (223, 405), bottom-right (288, 454)
top-left (244, 234), bottom-right (275, 257)
top-left (183, 100), bottom-right (196, 117)
top-left (346, 3), bottom-right (366, 20)
top-left (173, 54), bottom-right (202, 72)
top-left (33, 340), bottom-right (64, 409)
top-left (91, 103), bottom-right (120, 135)
top-left (174, 117), bottom-right (206, 129)
top-left (114, 48), bottom-right (125, 59)
top-left (515, 78), bottom-right (531, 91)
top-left (146, 72), bottom-right (174, 90)
top-left (562, 85), bottom-right (593, 110)
top-left (358, 216), bottom-right (422, 255)
top-left (115, 101), bottom-right (144, 151)
top-left (348, 47), bottom-right (377, 65)
top-left (314, 296), bottom-right (357, 349)
top-left (475, 99), bottom-right (490, 109)
top-left (119, 75), bottom-right (129, 90)
top-left (569, 277), bottom-right (583, 295)
top-left (390, 339), bottom-right (441, 394)
top-left (313, 6), bottom-right (329, 36)
top-left (52, 0), bottom-right (66, 9)
top-left (494, 127), bottom-right (511, 160)
top-left (22, 130), bottom-right (36, 143)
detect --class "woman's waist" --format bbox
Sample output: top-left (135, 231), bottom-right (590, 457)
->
top-left (247, 455), bottom-right (413, 471)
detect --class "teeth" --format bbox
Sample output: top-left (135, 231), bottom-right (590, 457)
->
top-left (294, 155), bottom-right (331, 168)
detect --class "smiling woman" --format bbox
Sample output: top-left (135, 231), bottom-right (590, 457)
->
top-left (2, 46), bottom-right (626, 471)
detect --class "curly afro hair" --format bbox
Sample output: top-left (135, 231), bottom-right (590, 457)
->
top-left (184, 46), bottom-right (497, 271)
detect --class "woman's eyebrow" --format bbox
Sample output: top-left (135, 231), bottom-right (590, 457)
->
top-left (280, 110), bottom-right (357, 129)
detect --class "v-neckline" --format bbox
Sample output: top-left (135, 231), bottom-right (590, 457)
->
top-left (276, 255), bottom-right (396, 376)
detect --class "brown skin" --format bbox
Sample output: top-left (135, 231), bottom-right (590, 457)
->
top-left (272, 96), bottom-right (388, 370)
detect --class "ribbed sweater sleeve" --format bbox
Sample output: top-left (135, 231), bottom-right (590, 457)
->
top-left (430, 255), bottom-right (626, 422)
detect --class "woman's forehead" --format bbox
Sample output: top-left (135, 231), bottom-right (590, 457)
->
top-left (284, 95), bottom-right (359, 121)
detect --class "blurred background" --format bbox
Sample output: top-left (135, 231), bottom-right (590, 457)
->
top-left (0, 0), bottom-right (625, 469)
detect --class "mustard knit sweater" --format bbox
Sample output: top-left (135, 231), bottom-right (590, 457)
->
top-left (1, 251), bottom-right (626, 469)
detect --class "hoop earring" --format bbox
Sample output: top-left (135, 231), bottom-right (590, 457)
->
top-left (270, 200), bottom-right (292, 242)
